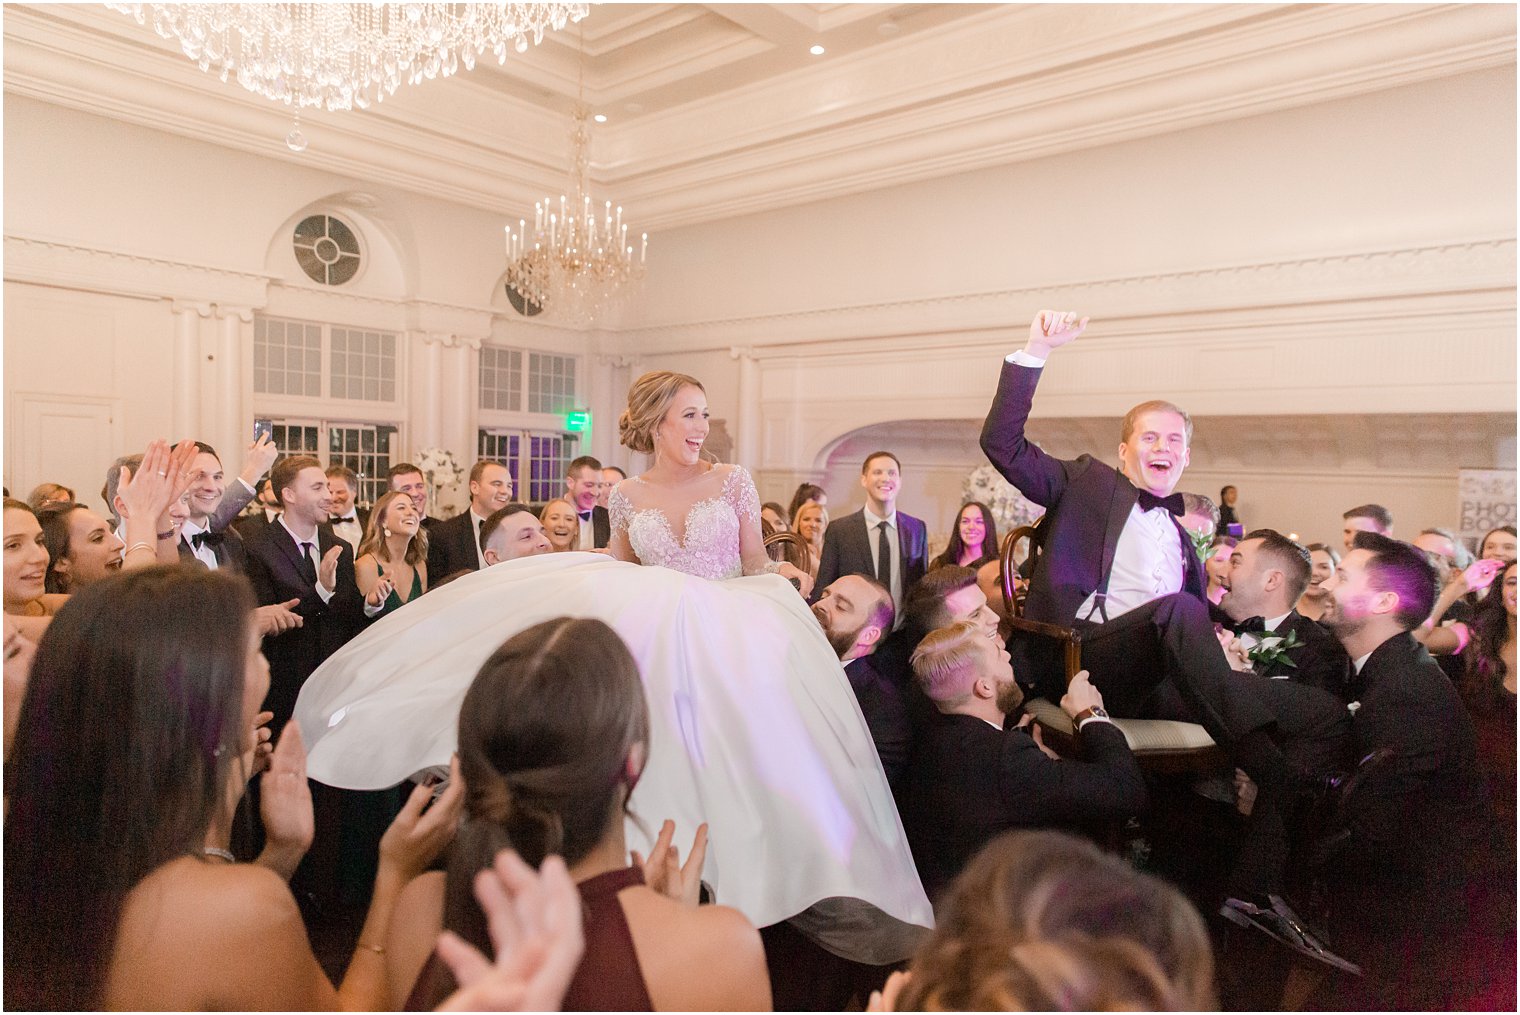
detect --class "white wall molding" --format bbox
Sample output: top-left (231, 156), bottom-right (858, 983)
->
top-left (5, 233), bottom-right (275, 307)
top-left (621, 237), bottom-right (1517, 354)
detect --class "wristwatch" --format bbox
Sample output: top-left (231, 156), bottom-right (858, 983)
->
top-left (1073, 705), bottom-right (1109, 726)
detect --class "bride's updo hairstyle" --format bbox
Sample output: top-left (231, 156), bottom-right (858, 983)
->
top-left (619, 370), bottom-right (704, 455)
top-left (440, 618), bottom-right (649, 977)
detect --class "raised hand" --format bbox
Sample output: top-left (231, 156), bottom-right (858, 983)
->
top-left (436, 851), bottom-right (585, 1012)
top-left (317, 545), bottom-right (343, 593)
top-left (631, 819), bottom-right (708, 907)
top-left (1458, 557), bottom-right (1505, 594)
top-left (366, 572), bottom-right (395, 608)
top-left (1025, 309), bottom-right (1090, 358)
top-left (118, 438), bottom-right (199, 524)
top-left (379, 754), bottom-right (466, 882)
top-left (239, 432), bottom-right (280, 487)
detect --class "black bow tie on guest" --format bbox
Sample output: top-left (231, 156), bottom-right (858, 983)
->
top-left (190, 531), bottom-right (224, 550)
top-left (578, 510), bottom-right (593, 522)
top-left (1136, 490), bottom-right (1185, 516)
top-left (1232, 616), bottom-right (1267, 635)
top-left (330, 514), bottom-right (356, 524)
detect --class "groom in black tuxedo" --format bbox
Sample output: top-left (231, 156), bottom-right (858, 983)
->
top-left (814, 452), bottom-right (928, 616)
top-left (980, 310), bottom-right (1295, 897)
top-left (428, 460), bottom-right (515, 581)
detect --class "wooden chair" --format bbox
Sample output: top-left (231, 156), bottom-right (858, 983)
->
top-left (763, 527), bottom-right (811, 573)
top-left (1000, 518), bottom-right (1227, 772)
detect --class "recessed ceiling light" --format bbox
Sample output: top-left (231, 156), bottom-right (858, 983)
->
top-left (593, 113), bottom-right (607, 123)
top-left (809, 44), bottom-right (825, 56)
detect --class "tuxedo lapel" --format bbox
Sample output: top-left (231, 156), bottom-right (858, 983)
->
top-left (853, 511), bottom-right (874, 574)
top-left (1098, 480), bottom-right (1138, 587)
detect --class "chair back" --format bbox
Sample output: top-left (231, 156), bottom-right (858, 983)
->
top-left (763, 527), bottom-right (811, 573)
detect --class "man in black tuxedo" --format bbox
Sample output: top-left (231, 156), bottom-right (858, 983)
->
top-left (177, 442), bottom-right (250, 572)
top-left (811, 574), bottom-right (909, 788)
top-left (1312, 532), bottom-right (1501, 1008)
top-left (388, 462), bottom-right (437, 532)
top-left (324, 465), bottom-right (370, 553)
top-left (428, 460), bottom-right (515, 581)
top-left (564, 455), bottom-right (611, 549)
top-left (244, 455), bottom-right (376, 731)
top-left (232, 476), bottom-right (282, 543)
top-left (898, 619), bottom-right (1145, 905)
top-left (980, 309), bottom-right (1295, 898)
top-left (814, 451), bottom-right (928, 616)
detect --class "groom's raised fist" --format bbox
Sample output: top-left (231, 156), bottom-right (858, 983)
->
top-left (1025, 310), bottom-right (1090, 358)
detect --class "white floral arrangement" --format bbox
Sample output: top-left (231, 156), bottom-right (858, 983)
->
top-left (963, 464), bottom-right (1044, 534)
top-left (413, 446), bottom-right (466, 516)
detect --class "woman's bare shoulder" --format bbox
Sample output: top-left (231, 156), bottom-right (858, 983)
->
top-left (621, 890), bottom-right (767, 1007)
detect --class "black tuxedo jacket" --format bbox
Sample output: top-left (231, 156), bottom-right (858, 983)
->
top-left (898, 711), bottom-right (1146, 903)
top-left (177, 524), bottom-right (247, 573)
top-left (980, 360), bottom-right (1207, 629)
top-left (814, 508), bottom-right (928, 600)
top-left (1342, 632), bottom-right (1495, 888)
top-left (232, 510), bottom-right (277, 544)
top-left (426, 510), bottom-right (482, 582)
top-left (843, 653), bottom-right (912, 790)
top-left (1255, 609), bottom-right (1352, 699)
top-left (243, 520), bottom-right (364, 726)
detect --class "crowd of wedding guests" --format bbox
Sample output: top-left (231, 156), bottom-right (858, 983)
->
top-left (3, 410), bottom-right (1515, 1010)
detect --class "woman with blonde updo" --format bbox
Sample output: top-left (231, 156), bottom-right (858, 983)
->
top-left (293, 369), bottom-right (935, 971)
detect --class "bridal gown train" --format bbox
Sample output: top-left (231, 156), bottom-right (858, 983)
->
top-left (293, 465), bottom-right (933, 963)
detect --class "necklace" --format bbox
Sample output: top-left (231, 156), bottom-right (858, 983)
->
top-left (202, 846), bottom-right (235, 863)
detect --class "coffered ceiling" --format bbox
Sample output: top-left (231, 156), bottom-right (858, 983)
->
top-left (4, 3), bottom-right (1514, 229)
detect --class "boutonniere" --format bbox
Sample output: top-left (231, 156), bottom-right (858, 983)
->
top-left (1246, 629), bottom-right (1302, 669)
top-left (1188, 528), bottom-right (1213, 563)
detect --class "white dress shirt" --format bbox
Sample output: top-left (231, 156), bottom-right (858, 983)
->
top-left (577, 509), bottom-right (596, 550)
top-left (865, 504), bottom-right (904, 610)
top-left (278, 516), bottom-right (334, 604)
top-left (330, 513), bottom-right (363, 553)
top-left (1076, 501), bottom-right (1185, 623)
top-left (180, 517), bottom-right (219, 570)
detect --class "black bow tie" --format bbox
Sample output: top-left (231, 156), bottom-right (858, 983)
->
top-left (1232, 616), bottom-right (1267, 634)
top-left (579, 511), bottom-right (592, 522)
top-left (1136, 490), bottom-right (1185, 516)
top-left (191, 531), bottom-right (224, 550)
top-left (330, 514), bottom-right (356, 524)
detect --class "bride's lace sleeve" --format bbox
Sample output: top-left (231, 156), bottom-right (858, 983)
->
top-left (605, 483), bottom-right (639, 564)
top-left (727, 466), bottom-right (783, 577)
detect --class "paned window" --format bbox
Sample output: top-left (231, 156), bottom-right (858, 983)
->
top-left (255, 318), bottom-right (322, 397)
top-left (254, 315), bottom-right (399, 404)
top-left (479, 346), bottom-right (524, 412)
top-left (527, 352), bottom-right (576, 415)
top-left (265, 418), bottom-right (398, 508)
top-left (479, 428), bottom-right (575, 504)
top-left (331, 328), bottom-right (397, 402)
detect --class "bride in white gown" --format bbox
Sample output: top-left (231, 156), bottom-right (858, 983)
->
top-left (293, 370), bottom-right (932, 964)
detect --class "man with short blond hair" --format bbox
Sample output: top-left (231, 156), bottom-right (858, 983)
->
top-left (898, 619), bottom-right (1144, 904)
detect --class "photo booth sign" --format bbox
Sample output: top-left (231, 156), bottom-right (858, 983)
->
top-left (1458, 469), bottom-right (1517, 553)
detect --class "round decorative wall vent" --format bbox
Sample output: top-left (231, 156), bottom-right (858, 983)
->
top-left (293, 214), bottom-right (361, 285)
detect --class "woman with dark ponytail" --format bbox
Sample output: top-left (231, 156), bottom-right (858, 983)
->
top-left (387, 617), bottom-right (771, 1011)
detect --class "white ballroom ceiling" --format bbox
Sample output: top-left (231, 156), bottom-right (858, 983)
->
top-left (3, 3), bottom-right (1515, 229)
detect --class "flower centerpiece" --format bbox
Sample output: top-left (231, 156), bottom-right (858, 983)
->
top-left (414, 446), bottom-right (465, 518)
top-left (963, 464), bottom-right (1044, 535)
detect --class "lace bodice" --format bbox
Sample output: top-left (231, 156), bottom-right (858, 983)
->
top-left (608, 465), bottom-right (771, 581)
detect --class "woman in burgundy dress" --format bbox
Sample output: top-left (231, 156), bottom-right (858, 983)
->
top-left (386, 617), bottom-right (772, 1012)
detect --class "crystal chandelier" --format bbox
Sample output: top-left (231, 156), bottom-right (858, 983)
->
top-left (504, 105), bottom-right (647, 325)
top-left (105, 4), bottom-right (588, 113)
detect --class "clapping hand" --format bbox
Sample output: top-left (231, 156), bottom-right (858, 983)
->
top-left (258, 721), bottom-right (314, 880)
top-left (436, 851), bottom-right (585, 1013)
top-left (867, 970), bottom-right (912, 1012)
top-left (1025, 310), bottom-right (1090, 358)
top-left (631, 819), bottom-right (708, 907)
top-left (317, 545), bottom-right (343, 593)
top-left (379, 754), bottom-right (466, 882)
top-left (366, 571), bottom-right (396, 608)
top-left (118, 438), bottom-right (198, 524)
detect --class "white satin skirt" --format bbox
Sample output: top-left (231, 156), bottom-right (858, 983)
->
top-left (293, 551), bottom-right (932, 963)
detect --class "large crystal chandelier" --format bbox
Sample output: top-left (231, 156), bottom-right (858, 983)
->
top-left (503, 106), bottom-right (647, 325)
top-left (105, 4), bottom-right (588, 112)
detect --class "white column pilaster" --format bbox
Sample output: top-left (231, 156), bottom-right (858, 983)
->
top-left (730, 346), bottom-right (759, 471)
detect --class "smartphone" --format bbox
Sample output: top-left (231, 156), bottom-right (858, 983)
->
top-left (253, 417), bottom-right (274, 443)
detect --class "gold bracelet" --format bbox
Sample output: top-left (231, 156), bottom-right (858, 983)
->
top-left (123, 541), bottom-right (155, 557)
top-left (356, 940), bottom-right (385, 955)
